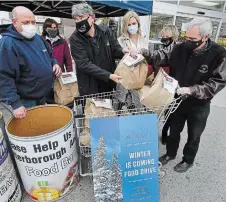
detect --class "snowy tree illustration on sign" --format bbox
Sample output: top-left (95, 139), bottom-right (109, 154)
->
top-left (93, 135), bottom-right (108, 170)
top-left (93, 135), bottom-right (123, 202)
top-left (109, 152), bottom-right (123, 202)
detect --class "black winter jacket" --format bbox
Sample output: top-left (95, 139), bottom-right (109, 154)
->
top-left (70, 25), bottom-right (124, 95)
top-left (170, 39), bottom-right (226, 102)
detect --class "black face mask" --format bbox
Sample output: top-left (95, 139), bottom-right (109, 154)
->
top-left (76, 17), bottom-right (91, 34)
top-left (161, 37), bottom-right (173, 47)
top-left (47, 29), bottom-right (58, 38)
top-left (184, 39), bottom-right (203, 51)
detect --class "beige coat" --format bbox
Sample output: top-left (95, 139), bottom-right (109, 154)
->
top-left (118, 35), bottom-right (148, 50)
top-left (116, 35), bottom-right (148, 107)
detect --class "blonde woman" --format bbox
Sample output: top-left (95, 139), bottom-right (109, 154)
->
top-left (118, 11), bottom-right (148, 52)
top-left (116, 11), bottom-right (148, 109)
top-left (142, 24), bottom-right (179, 76)
top-left (142, 25), bottom-right (179, 145)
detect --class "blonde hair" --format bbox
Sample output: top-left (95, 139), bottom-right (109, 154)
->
top-left (161, 25), bottom-right (179, 40)
top-left (121, 11), bottom-right (141, 38)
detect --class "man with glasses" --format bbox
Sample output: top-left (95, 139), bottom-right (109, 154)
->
top-left (159, 17), bottom-right (226, 172)
top-left (0, 6), bottom-right (62, 119)
top-left (70, 3), bottom-right (130, 96)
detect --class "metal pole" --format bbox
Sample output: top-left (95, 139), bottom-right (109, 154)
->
top-left (173, 15), bottom-right (176, 25)
top-left (215, 18), bottom-right (223, 43)
top-left (223, 1), bottom-right (226, 12)
top-left (177, 0), bottom-right (180, 6)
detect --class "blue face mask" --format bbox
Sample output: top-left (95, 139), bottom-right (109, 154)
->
top-left (127, 24), bottom-right (138, 35)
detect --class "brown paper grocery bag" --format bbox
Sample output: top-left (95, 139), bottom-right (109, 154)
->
top-left (84, 98), bottom-right (116, 128)
top-left (79, 127), bottom-right (91, 147)
top-left (54, 77), bottom-right (79, 105)
top-left (139, 69), bottom-right (177, 113)
top-left (114, 56), bottom-right (148, 90)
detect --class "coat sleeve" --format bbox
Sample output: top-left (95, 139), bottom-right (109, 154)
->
top-left (189, 56), bottom-right (226, 99)
top-left (47, 44), bottom-right (58, 66)
top-left (70, 38), bottom-right (111, 82)
top-left (169, 47), bottom-right (177, 78)
top-left (0, 48), bottom-right (22, 109)
top-left (142, 48), bottom-right (160, 69)
top-left (117, 37), bottom-right (124, 48)
top-left (108, 28), bottom-right (124, 59)
top-left (63, 39), bottom-right (73, 72)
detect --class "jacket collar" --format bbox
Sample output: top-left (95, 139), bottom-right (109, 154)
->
top-left (192, 39), bottom-right (212, 56)
top-left (46, 35), bottom-right (60, 44)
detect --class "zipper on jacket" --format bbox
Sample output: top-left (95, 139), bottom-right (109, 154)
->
top-left (96, 35), bottom-right (101, 49)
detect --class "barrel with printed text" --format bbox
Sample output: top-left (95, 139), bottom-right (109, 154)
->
top-left (0, 112), bottom-right (22, 202)
top-left (6, 105), bottom-right (79, 202)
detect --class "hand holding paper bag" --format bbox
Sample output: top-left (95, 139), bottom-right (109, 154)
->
top-left (139, 68), bottom-right (178, 114)
top-left (114, 53), bottom-right (148, 90)
top-left (109, 74), bottom-right (122, 83)
top-left (54, 72), bottom-right (79, 105)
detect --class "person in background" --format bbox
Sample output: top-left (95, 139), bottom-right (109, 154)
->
top-left (142, 25), bottom-right (179, 76)
top-left (42, 18), bottom-right (73, 72)
top-left (0, 24), bottom-right (11, 39)
top-left (70, 3), bottom-right (129, 96)
top-left (142, 25), bottom-right (179, 145)
top-left (159, 17), bottom-right (226, 172)
top-left (117, 11), bottom-right (149, 108)
top-left (42, 18), bottom-right (73, 104)
top-left (0, 6), bottom-right (62, 119)
top-left (118, 11), bottom-right (148, 52)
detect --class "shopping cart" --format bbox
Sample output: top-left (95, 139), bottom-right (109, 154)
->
top-left (74, 90), bottom-right (187, 177)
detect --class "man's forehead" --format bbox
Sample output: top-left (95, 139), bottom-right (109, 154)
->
top-left (186, 25), bottom-right (200, 34)
top-left (18, 14), bottom-right (35, 21)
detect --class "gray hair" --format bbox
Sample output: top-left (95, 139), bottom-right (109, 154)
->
top-left (186, 17), bottom-right (213, 37)
top-left (72, 3), bottom-right (94, 18)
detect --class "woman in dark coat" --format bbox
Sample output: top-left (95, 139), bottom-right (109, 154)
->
top-left (42, 18), bottom-right (73, 72)
top-left (142, 25), bottom-right (179, 145)
top-left (42, 18), bottom-right (73, 104)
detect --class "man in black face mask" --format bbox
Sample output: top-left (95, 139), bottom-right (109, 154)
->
top-left (159, 17), bottom-right (226, 173)
top-left (70, 3), bottom-right (129, 96)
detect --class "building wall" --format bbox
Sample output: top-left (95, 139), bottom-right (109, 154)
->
top-left (0, 1), bottom-right (225, 46)
top-left (150, 0), bottom-right (226, 46)
top-left (0, 11), bottom-right (10, 24)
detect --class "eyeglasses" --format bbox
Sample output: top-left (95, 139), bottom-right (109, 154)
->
top-left (185, 36), bottom-right (201, 41)
top-left (75, 16), bottom-right (89, 23)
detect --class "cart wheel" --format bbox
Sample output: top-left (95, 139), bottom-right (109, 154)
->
top-left (158, 161), bottom-right (162, 169)
top-left (159, 168), bottom-right (166, 178)
top-left (158, 161), bottom-right (166, 178)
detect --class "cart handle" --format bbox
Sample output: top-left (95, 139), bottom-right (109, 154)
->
top-left (180, 94), bottom-right (189, 101)
top-left (74, 114), bottom-right (85, 119)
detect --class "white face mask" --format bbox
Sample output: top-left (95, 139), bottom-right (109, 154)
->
top-left (21, 24), bottom-right (37, 39)
top-left (127, 24), bottom-right (138, 35)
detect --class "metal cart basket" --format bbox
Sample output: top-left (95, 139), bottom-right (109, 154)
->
top-left (74, 90), bottom-right (184, 177)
